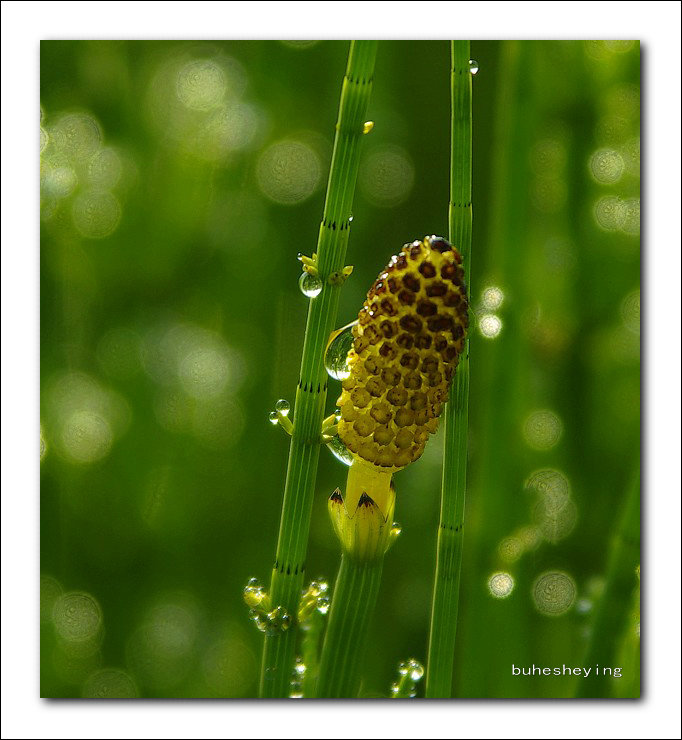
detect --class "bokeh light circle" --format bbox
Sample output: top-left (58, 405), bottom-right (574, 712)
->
top-left (72, 190), bottom-right (121, 239)
top-left (53, 591), bottom-right (103, 643)
top-left (479, 314), bottom-right (503, 339)
top-left (256, 139), bottom-right (322, 205)
top-left (481, 286), bottom-right (504, 310)
top-left (523, 410), bottom-right (563, 451)
top-left (589, 148), bottom-right (624, 183)
top-left (359, 145), bottom-right (415, 208)
top-left (60, 409), bottom-right (113, 464)
top-left (532, 571), bottom-right (576, 616)
top-left (619, 198), bottom-right (640, 235)
top-left (82, 668), bottom-right (138, 698)
top-left (87, 148), bottom-right (123, 189)
top-left (594, 195), bottom-right (625, 231)
top-left (488, 572), bottom-right (515, 599)
top-left (620, 290), bottom-right (640, 335)
top-left (51, 113), bottom-right (102, 161)
top-left (176, 59), bottom-right (227, 111)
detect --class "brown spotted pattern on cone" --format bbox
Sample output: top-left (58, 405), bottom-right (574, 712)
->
top-left (337, 235), bottom-right (469, 471)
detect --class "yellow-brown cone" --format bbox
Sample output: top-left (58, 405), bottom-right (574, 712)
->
top-left (337, 235), bottom-right (469, 471)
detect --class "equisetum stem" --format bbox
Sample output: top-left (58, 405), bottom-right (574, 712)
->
top-left (300, 611), bottom-right (324, 698)
top-left (259, 40), bottom-right (377, 699)
top-left (575, 466), bottom-right (640, 698)
top-left (425, 40), bottom-right (473, 699)
top-left (315, 554), bottom-right (383, 698)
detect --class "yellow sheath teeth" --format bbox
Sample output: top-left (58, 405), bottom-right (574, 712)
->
top-left (328, 484), bottom-right (396, 563)
top-left (337, 235), bottom-right (469, 471)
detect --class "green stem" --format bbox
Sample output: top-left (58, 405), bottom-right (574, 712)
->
top-left (456, 40), bottom-right (532, 699)
top-left (300, 610), bottom-right (323, 698)
top-left (425, 40), bottom-right (473, 699)
top-left (316, 555), bottom-right (383, 698)
top-left (259, 40), bottom-right (377, 699)
top-left (575, 466), bottom-right (640, 698)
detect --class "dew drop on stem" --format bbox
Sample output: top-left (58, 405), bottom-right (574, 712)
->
top-left (324, 321), bottom-right (357, 380)
top-left (299, 272), bottom-right (322, 298)
top-left (326, 434), bottom-right (354, 467)
top-left (275, 399), bottom-right (290, 416)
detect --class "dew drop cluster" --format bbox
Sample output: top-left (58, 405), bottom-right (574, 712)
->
top-left (298, 579), bottom-right (331, 623)
top-left (390, 657), bottom-right (424, 698)
top-left (243, 577), bottom-right (291, 635)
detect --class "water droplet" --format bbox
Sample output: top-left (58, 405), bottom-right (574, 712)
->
top-left (275, 399), bottom-right (291, 416)
top-left (469, 59), bottom-right (479, 75)
top-left (324, 321), bottom-right (358, 380)
top-left (266, 605), bottom-right (291, 634)
top-left (326, 434), bottom-right (355, 467)
top-left (309, 579), bottom-right (329, 596)
top-left (296, 252), bottom-right (304, 261)
top-left (391, 658), bottom-right (424, 697)
top-left (299, 579), bottom-right (331, 623)
top-left (348, 214), bottom-right (354, 222)
top-left (249, 608), bottom-right (268, 633)
top-left (243, 578), bottom-right (267, 608)
top-left (387, 522), bottom-right (402, 552)
top-left (268, 410), bottom-right (280, 425)
top-left (406, 659), bottom-right (424, 681)
top-left (290, 656), bottom-right (305, 696)
top-left (299, 272), bottom-right (322, 298)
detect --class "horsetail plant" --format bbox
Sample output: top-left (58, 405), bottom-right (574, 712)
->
top-left (316, 235), bottom-right (470, 697)
top-left (256, 40), bottom-right (378, 699)
top-left (425, 40), bottom-right (474, 698)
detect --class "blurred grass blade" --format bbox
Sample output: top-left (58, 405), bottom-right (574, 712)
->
top-left (259, 40), bottom-right (378, 698)
top-left (425, 40), bottom-right (473, 699)
top-left (575, 466), bottom-right (640, 698)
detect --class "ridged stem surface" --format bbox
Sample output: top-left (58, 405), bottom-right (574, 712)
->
top-left (316, 555), bottom-right (383, 698)
top-left (425, 40), bottom-right (473, 699)
top-left (259, 40), bottom-right (378, 699)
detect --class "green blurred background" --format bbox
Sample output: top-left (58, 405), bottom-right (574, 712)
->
top-left (40, 40), bottom-right (640, 698)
